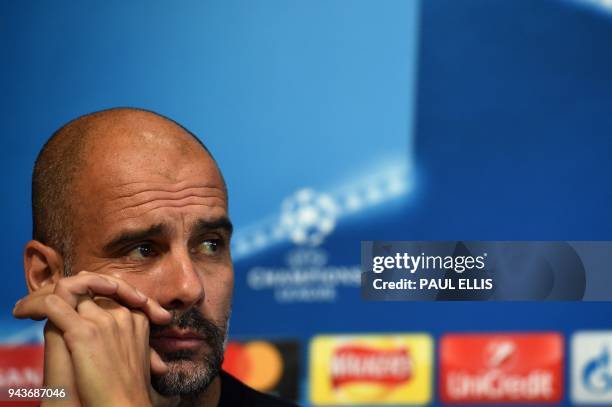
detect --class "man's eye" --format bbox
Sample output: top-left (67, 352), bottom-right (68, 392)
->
top-left (196, 240), bottom-right (220, 256)
top-left (126, 244), bottom-right (157, 260)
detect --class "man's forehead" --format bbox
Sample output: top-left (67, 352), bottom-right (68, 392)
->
top-left (75, 150), bottom-right (225, 204)
top-left (77, 176), bottom-right (229, 250)
top-left (85, 166), bottom-right (227, 213)
top-left (103, 211), bottom-right (232, 244)
top-left (67, 114), bottom-right (228, 238)
top-left (74, 116), bottom-right (223, 190)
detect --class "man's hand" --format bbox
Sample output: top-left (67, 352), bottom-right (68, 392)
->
top-left (63, 296), bottom-right (161, 406)
top-left (13, 271), bottom-right (171, 324)
top-left (42, 322), bottom-right (80, 407)
top-left (13, 271), bottom-right (172, 406)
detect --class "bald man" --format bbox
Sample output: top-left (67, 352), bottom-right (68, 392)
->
top-left (13, 108), bottom-right (295, 406)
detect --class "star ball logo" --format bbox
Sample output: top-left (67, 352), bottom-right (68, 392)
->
top-left (280, 188), bottom-right (339, 247)
top-left (245, 189), bottom-right (361, 303)
top-left (439, 333), bottom-right (563, 404)
top-left (572, 331), bottom-right (612, 404)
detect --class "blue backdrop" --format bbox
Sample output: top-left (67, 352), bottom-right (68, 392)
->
top-left (2, 1), bottom-right (612, 406)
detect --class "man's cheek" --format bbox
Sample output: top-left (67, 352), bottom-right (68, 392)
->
top-left (208, 266), bottom-right (233, 293)
top-left (77, 260), bottom-right (153, 281)
top-left (203, 279), bottom-right (233, 319)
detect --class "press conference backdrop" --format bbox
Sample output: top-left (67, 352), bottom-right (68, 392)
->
top-left (2, 0), bottom-right (612, 405)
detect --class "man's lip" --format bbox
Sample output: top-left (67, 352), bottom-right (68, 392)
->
top-left (150, 330), bottom-right (206, 352)
top-left (150, 329), bottom-right (205, 340)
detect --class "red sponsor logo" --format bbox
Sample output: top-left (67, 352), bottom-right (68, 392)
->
top-left (0, 345), bottom-right (44, 388)
top-left (440, 333), bottom-right (563, 403)
top-left (331, 344), bottom-right (412, 388)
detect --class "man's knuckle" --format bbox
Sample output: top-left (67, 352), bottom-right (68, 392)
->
top-left (115, 307), bottom-right (133, 323)
top-left (76, 322), bottom-right (98, 341)
top-left (99, 312), bottom-right (116, 328)
top-left (132, 310), bottom-right (148, 325)
top-left (63, 330), bottom-right (77, 345)
top-left (43, 294), bottom-right (60, 307)
top-left (93, 274), bottom-right (110, 285)
top-left (132, 309), bottom-right (146, 319)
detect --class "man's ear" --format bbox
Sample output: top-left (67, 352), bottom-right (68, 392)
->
top-left (23, 240), bottom-right (64, 293)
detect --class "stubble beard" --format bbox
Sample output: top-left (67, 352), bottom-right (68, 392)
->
top-left (150, 307), bottom-right (228, 397)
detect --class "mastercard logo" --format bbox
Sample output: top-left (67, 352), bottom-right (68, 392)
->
top-left (223, 341), bottom-right (284, 391)
top-left (223, 339), bottom-right (300, 401)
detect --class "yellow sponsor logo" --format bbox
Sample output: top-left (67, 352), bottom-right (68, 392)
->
top-left (309, 334), bottom-right (433, 405)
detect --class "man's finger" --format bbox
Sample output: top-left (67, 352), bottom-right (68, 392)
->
top-left (77, 296), bottom-right (126, 333)
top-left (76, 271), bottom-right (148, 306)
top-left (14, 272), bottom-right (172, 324)
top-left (150, 348), bottom-right (169, 376)
top-left (136, 297), bottom-right (172, 325)
top-left (77, 271), bottom-right (172, 324)
top-left (14, 294), bottom-right (84, 333)
top-left (43, 322), bottom-right (80, 406)
top-left (13, 293), bottom-right (68, 321)
top-left (54, 274), bottom-right (119, 307)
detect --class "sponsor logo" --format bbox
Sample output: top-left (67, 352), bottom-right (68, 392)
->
top-left (310, 334), bottom-right (432, 405)
top-left (331, 344), bottom-right (412, 388)
top-left (222, 340), bottom-right (300, 402)
top-left (232, 163), bottom-right (409, 261)
top-left (440, 333), bottom-right (563, 403)
top-left (246, 247), bottom-right (361, 303)
top-left (280, 189), bottom-right (339, 247)
top-left (0, 345), bottom-right (44, 388)
top-left (572, 331), bottom-right (612, 404)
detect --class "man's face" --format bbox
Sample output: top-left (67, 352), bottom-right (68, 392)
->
top-left (66, 125), bottom-right (233, 396)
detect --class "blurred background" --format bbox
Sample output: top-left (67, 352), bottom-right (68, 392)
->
top-left (2, 0), bottom-right (612, 405)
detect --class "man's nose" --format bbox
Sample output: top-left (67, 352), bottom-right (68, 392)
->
top-left (158, 250), bottom-right (204, 311)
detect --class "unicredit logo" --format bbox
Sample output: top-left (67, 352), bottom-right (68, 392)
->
top-left (440, 333), bottom-right (563, 403)
top-left (446, 369), bottom-right (554, 400)
top-left (331, 345), bottom-right (412, 388)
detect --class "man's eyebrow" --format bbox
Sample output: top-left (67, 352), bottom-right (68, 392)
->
top-left (102, 223), bottom-right (168, 253)
top-left (191, 217), bottom-right (233, 238)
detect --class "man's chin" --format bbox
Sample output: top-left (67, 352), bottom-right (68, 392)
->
top-left (151, 353), bottom-right (221, 397)
top-left (148, 308), bottom-right (227, 397)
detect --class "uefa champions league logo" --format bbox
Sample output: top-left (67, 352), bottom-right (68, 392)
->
top-left (280, 188), bottom-right (339, 247)
top-left (245, 188), bottom-right (362, 303)
top-left (232, 161), bottom-right (409, 260)
top-left (239, 164), bottom-right (410, 302)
